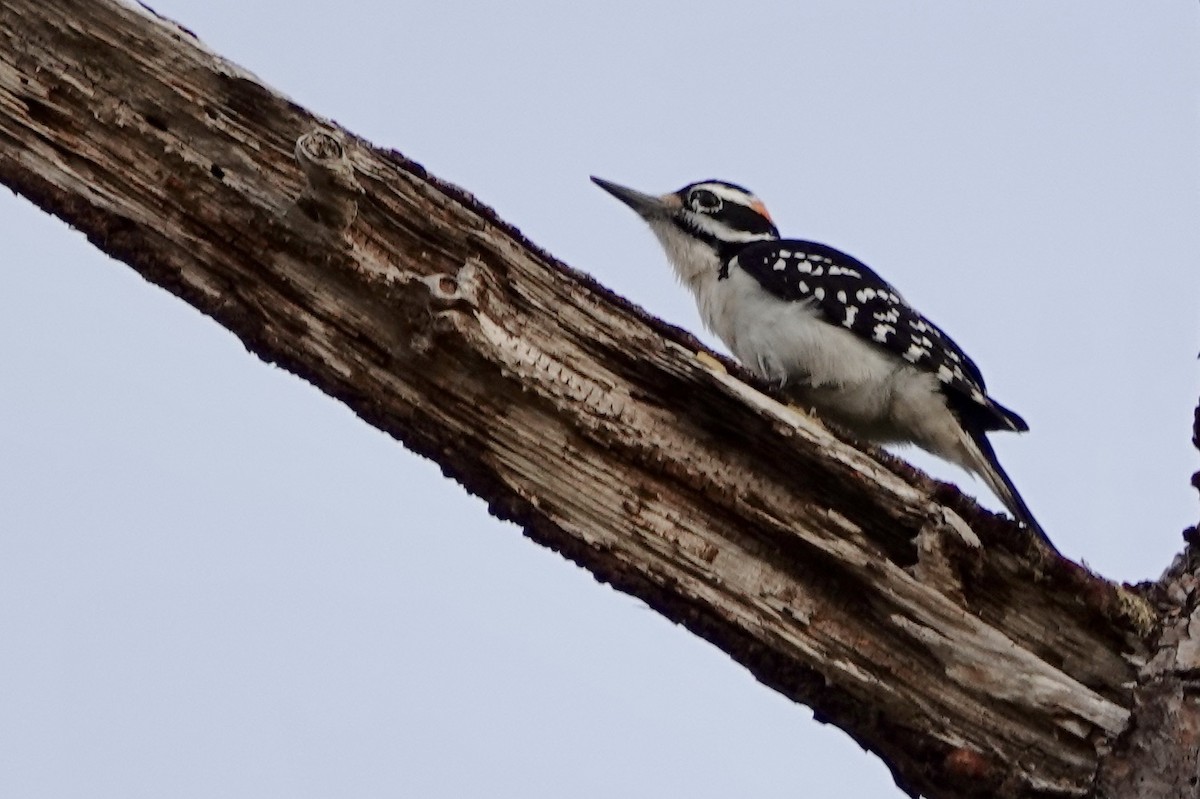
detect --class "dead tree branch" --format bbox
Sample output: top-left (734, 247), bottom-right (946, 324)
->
top-left (1, 2), bottom-right (1195, 796)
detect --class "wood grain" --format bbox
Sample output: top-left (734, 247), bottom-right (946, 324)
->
top-left (2, 3), bottom-right (1189, 797)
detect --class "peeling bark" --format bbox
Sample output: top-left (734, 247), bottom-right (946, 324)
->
top-left (0, 2), bottom-right (1194, 796)
top-left (1094, 406), bottom-right (1200, 797)
top-left (1094, 548), bottom-right (1200, 797)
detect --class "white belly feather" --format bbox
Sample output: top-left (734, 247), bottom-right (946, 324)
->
top-left (648, 217), bottom-right (958, 446)
top-left (693, 266), bottom-right (953, 445)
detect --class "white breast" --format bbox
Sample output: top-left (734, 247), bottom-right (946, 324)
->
top-left (647, 219), bottom-right (951, 443)
top-left (698, 266), bottom-right (897, 387)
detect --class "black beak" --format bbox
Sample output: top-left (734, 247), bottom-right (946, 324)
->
top-left (590, 176), bottom-right (673, 219)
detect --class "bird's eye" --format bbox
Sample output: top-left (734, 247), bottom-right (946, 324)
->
top-left (690, 189), bottom-right (722, 213)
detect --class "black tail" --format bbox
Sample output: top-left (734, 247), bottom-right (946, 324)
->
top-left (968, 430), bottom-right (1059, 555)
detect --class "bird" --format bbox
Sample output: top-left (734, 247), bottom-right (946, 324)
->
top-left (592, 175), bottom-right (1050, 548)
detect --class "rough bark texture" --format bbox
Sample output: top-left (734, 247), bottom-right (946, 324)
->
top-left (1092, 406), bottom-right (1200, 797)
top-left (1093, 551), bottom-right (1200, 798)
top-left (0, 2), bottom-right (1194, 796)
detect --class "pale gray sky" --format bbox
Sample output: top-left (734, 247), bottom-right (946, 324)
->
top-left (2, 2), bottom-right (1197, 797)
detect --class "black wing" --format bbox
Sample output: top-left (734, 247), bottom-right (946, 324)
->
top-left (729, 239), bottom-right (1026, 432)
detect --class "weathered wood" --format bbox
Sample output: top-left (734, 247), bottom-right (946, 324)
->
top-left (1092, 406), bottom-right (1200, 798)
top-left (0, 2), bottom-right (1182, 796)
top-left (1093, 551), bottom-right (1200, 798)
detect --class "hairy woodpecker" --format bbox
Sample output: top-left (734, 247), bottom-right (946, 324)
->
top-left (592, 176), bottom-right (1048, 545)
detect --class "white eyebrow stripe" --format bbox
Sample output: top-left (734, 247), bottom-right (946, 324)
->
top-left (692, 182), bottom-right (761, 208)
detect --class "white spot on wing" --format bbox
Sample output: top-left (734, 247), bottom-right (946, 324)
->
top-left (814, 287), bottom-right (826, 300)
top-left (844, 306), bottom-right (858, 327)
top-left (872, 323), bottom-right (895, 343)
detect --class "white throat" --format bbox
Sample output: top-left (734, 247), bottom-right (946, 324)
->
top-left (646, 218), bottom-right (722, 287)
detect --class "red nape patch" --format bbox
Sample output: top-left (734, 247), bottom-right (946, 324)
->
top-left (750, 198), bottom-right (773, 222)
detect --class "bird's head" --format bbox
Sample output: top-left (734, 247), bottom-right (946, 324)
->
top-left (592, 177), bottom-right (780, 281)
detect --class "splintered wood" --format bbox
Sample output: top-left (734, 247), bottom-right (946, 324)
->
top-left (3, 3), bottom-right (1195, 797)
